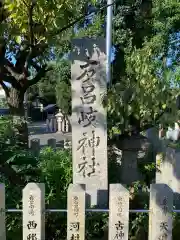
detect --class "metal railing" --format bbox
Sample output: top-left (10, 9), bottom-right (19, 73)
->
top-left (4, 209), bottom-right (180, 213)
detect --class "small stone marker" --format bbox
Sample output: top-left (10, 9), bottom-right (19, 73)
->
top-left (148, 184), bottom-right (173, 240)
top-left (109, 184), bottom-right (129, 240)
top-left (23, 183), bottom-right (45, 240)
top-left (48, 138), bottom-right (56, 148)
top-left (0, 184), bottom-right (5, 240)
top-left (30, 138), bottom-right (40, 156)
top-left (67, 184), bottom-right (85, 240)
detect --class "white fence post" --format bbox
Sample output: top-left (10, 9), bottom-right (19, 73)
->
top-left (148, 184), bottom-right (173, 240)
top-left (67, 184), bottom-right (85, 240)
top-left (109, 184), bottom-right (129, 240)
top-left (23, 183), bottom-right (45, 240)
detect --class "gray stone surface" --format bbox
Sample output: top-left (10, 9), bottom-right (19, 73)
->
top-left (28, 121), bottom-right (47, 135)
top-left (23, 183), bottom-right (45, 240)
top-left (118, 135), bottom-right (153, 185)
top-left (30, 138), bottom-right (40, 156)
top-left (109, 184), bottom-right (129, 240)
top-left (29, 132), bottom-right (71, 148)
top-left (146, 127), bottom-right (161, 153)
top-left (71, 38), bottom-right (108, 207)
top-left (148, 184), bottom-right (173, 240)
top-left (67, 184), bottom-right (85, 240)
top-left (156, 147), bottom-right (180, 208)
top-left (0, 184), bottom-right (5, 240)
top-left (47, 138), bottom-right (56, 148)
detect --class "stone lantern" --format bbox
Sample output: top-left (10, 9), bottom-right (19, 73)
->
top-left (55, 109), bottom-right (64, 132)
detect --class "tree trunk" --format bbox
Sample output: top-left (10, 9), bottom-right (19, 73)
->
top-left (6, 88), bottom-right (28, 148)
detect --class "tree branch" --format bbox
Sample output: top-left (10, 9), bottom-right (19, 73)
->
top-left (28, 4), bottom-right (34, 46)
top-left (22, 0), bottom-right (28, 8)
top-left (27, 65), bottom-right (52, 87)
top-left (0, 73), bottom-right (14, 84)
top-left (24, 48), bottom-right (33, 72)
top-left (3, 0), bottom-right (117, 87)
top-left (4, 59), bottom-right (25, 80)
top-left (0, 39), bottom-right (6, 64)
top-left (4, 64), bottom-right (25, 81)
top-left (0, 2), bottom-right (8, 24)
top-left (46, 1), bottom-right (117, 40)
top-left (30, 60), bottom-right (41, 71)
top-left (24, 2), bottom-right (36, 70)
top-left (15, 43), bottom-right (47, 72)
top-left (16, 1), bottom-right (44, 70)
top-left (15, 1), bottom-right (117, 68)
top-left (0, 80), bottom-right (9, 96)
top-left (140, 108), bottom-right (172, 132)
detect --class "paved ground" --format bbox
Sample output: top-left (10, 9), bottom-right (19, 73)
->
top-left (28, 121), bottom-right (47, 135)
top-left (28, 121), bottom-right (72, 147)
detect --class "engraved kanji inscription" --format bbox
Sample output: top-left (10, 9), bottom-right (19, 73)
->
top-left (78, 107), bottom-right (97, 127)
top-left (27, 220), bottom-right (37, 230)
top-left (27, 234), bottom-right (37, 240)
top-left (69, 222), bottom-right (80, 231)
top-left (77, 131), bottom-right (100, 152)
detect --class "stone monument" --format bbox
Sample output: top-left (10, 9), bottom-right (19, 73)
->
top-left (71, 37), bottom-right (107, 207)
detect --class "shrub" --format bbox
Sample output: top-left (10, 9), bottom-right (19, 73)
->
top-left (38, 147), bottom-right (73, 239)
top-left (1, 147), bottom-right (72, 239)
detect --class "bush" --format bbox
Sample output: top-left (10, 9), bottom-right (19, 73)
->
top-left (3, 141), bottom-right (180, 239)
top-left (1, 147), bottom-right (72, 240)
top-left (39, 147), bottom-right (72, 206)
top-left (38, 147), bottom-right (73, 239)
top-left (0, 116), bottom-right (12, 141)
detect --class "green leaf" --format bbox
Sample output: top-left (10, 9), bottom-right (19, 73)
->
top-left (162, 104), bottom-right (166, 109)
top-left (15, 36), bottom-right (21, 44)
